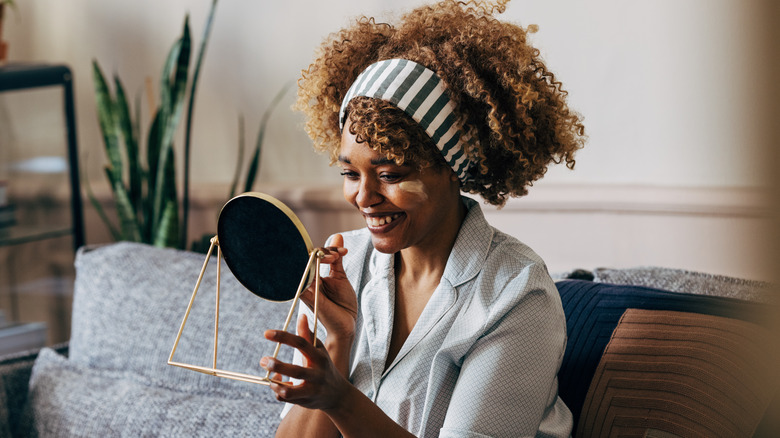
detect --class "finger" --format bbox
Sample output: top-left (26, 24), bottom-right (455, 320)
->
top-left (317, 247), bottom-right (347, 264)
top-left (261, 356), bottom-right (318, 382)
top-left (269, 379), bottom-right (310, 403)
top-left (299, 284), bottom-right (316, 308)
top-left (264, 329), bottom-right (324, 365)
top-left (298, 314), bottom-right (314, 345)
top-left (270, 372), bottom-right (286, 383)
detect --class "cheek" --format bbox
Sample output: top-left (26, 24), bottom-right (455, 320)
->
top-left (343, 181), bottom-right (358, 204)
top-left (397, 180), bottom-right (429, 202)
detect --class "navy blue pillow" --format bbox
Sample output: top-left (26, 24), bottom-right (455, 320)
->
top-left (555, 279), bottom-right (771, 435)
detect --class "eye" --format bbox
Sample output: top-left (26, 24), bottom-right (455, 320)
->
top-left (340, 170), bottom-right (359, 180)
top-left (379, 173), bottom-right (402, 183)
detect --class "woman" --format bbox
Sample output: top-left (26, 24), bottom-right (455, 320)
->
top-left (260, 1), bottom-right (585, 436)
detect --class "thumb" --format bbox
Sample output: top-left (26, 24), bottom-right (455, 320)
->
top-left (330, 233), bottom-right (344, 248)
top-left (327, 234), bottom-right (347, 278)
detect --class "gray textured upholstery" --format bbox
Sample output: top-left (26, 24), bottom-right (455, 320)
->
top-left (592, 266), bottom-right (776, 303)
top-left (30, 242), bottom-right (294, 436)
top-left (25, 348), bottom-right (282, 437)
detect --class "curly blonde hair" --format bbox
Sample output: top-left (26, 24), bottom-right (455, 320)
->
top-left (295, 0), bottom-right (586, 206)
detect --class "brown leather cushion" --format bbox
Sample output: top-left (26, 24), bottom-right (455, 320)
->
top-left (577, 309), bottom-right (777, 438)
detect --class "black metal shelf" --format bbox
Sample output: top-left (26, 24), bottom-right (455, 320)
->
top-left (0, 62), bottom-right (85, 250)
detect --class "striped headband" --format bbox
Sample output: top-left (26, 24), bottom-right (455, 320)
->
top-left (338, 59), bottom-right (475, 183)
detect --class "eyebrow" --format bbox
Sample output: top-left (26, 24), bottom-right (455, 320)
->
top-left (337, 155), bottom-right (398, 166)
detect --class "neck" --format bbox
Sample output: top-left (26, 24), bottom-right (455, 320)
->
top-left (396, 197), bottom-right (467, 283)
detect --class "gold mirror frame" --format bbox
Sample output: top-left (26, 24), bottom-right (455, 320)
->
top-left (167, 193), bottom-right (324, 385)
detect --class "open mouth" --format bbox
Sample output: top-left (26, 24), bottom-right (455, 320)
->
top-left (365, 213), bottom-right (402, 227)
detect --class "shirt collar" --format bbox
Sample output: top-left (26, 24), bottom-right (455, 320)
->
top-left (440, 196), bottom-right (493, 287)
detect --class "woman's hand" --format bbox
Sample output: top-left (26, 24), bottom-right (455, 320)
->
top-left (302, 234), bottom-right (358, 343)
top-left (261, 314), bottom-right (352, 411)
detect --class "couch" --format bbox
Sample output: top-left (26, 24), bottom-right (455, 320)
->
top-left (1, 242), bottom-right (777, 437)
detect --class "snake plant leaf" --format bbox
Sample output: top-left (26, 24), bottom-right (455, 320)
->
top-left (152, 145), bottom-right (178, 245)
top-left (153, 17), bottom-right (191, 234)
top-left (152, 146), bottom-right (179, 248)
top-left (182, 0), bottom-right (219, 247)
top-left (243, 82), bottom-right (292, 192)
top-left (104, 167), bottom-right (141, 242)
top-left (91, 60), bottom-right (123, 184)
top-left (159, 39), bottom-right (181, 120)
top-left (134, 91), bottom-right (142, 165)
top-left (153, 199), bottom-right (179, 248)
top-left (159, 16), bottom-right (191, 151)
top-left (146, 110), bottom-right (162, 193)
top-left (113, 76), bottom-right (141, 211)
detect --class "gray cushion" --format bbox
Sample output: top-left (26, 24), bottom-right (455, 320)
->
top-left (592, 266), bottom-right (775, 303)
top-left (69, 242), bottom-right (295, 399)
top-left (25, 348), bottom-right (282, 437)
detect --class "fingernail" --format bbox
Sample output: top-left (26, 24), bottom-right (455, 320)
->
top-left (259, 357), bottom-right (270, 368)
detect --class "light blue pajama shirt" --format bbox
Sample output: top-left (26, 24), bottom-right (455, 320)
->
top-left (282, 197), bottom-right (572, 437)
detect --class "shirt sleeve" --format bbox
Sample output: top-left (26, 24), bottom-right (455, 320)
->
top-left (440, 282), bottom-right (572, 437)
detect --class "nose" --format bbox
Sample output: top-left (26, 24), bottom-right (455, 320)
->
top-left (355, 177), bottom-right (383, 208)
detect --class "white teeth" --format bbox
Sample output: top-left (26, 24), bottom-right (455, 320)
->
top-left (367, 214), bottom-right (400, 227)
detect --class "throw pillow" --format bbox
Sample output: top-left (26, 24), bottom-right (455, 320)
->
top-left (554, 279), bottom-right (770, 435)
top-left (577, 309), bottom-right (776, 438)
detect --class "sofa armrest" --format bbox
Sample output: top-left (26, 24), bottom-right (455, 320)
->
top-left (0, 343), bottom-right (68, 437)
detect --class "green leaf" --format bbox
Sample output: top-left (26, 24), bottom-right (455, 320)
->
top-left (144, 109), bottom-right (162, 242)
top-left (153, 200), bottom-right (179, 248)
top-left (153, 16), bottom-right (192, 235)
top-left (104, 167), bottom-right (141, 242)
top-left (152, 146), bottom-right (177, 242)
top-left (159, 39), bottom-right (182, 122)
top-left (159, 16), bottom-right (191, 151)
top-left (182, 0), bottom-right (219, 247)
top-left (91, 61), bottom-right (123, 184)
top-left (154, 147), bottom-right (179, 248)
top-left (113, 76), bottom-right (141, 211)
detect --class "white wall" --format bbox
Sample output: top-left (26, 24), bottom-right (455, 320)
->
top-left (2, 0), bottom-right (778, 278)
top-left (4, 0), bottom-right (774, 187)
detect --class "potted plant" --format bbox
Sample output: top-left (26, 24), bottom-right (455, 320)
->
top-left (87, 0), bottom-right (218, 248)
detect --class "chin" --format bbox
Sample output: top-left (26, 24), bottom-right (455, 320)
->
top-left (369, 236), bottom-right (402, 254)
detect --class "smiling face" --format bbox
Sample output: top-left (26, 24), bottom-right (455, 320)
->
top-left (339, 124), bottom-right (464, 255)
